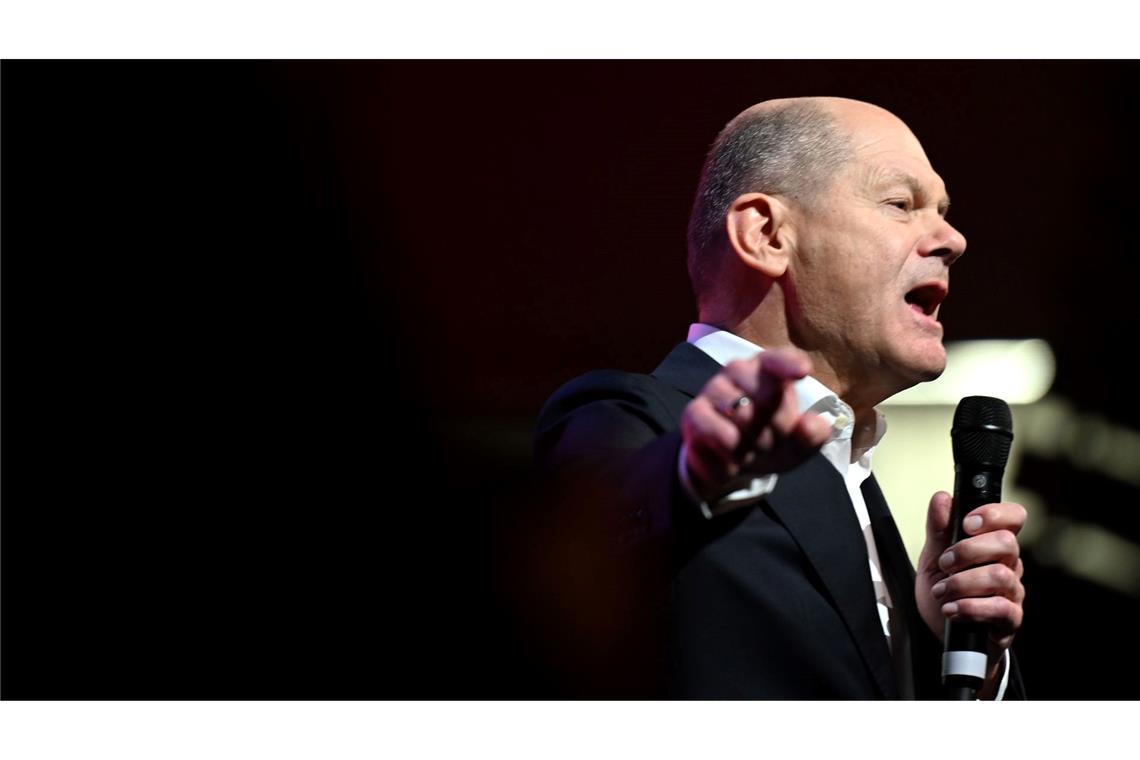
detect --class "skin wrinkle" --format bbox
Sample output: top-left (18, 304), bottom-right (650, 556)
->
top-left (863, 165), bottom-right (952, 219)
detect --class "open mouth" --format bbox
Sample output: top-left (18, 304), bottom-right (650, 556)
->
top-left (904, 281), bottom-right (948, 318)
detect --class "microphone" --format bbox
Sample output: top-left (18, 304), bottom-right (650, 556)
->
top-left (943, 395), bottom-right (1014, 700)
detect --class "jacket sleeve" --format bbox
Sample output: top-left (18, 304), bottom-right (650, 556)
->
top-left (533, 370), bottom-right (704, 552)
top-left (526, 371), bottom-right (704, 695)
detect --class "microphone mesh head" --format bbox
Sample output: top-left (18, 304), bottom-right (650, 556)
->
top-left (951, 396), bottom-right (1013, 468)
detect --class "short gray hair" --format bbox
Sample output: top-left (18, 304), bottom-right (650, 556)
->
top-left (686, 101), bottom-right (853, 306)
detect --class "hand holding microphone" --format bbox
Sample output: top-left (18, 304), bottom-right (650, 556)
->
top-left (915, 396), bottom-right (1028, 700)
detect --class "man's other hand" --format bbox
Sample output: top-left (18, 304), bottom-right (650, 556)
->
top-left (680, 348), bottom-right (832, 504)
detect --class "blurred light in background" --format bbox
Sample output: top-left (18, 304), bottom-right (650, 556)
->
top-left (887, 339), bottom-right (1056, 405)
top-left (873, 339), bottom-right (1140, 598)
top-left (1032, 516), bottom-right (1140, 598)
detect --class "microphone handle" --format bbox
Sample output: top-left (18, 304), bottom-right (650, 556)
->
top-left (943, 464), bottom-right (1004, 700)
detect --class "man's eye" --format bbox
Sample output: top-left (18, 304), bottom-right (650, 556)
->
top-left (887, 199), bottom-right (912, 212)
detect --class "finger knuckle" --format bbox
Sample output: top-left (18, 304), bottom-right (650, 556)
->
top-left (968, 598), bottom-right (994, 620)
top-left (707, 375), bottom-right (733, 395)
top-left (724, 359), bottom-right (748, 377)
top-left (683, 416), bottom-right (712, 442)
top-left (990, 564), bottom-right (1014, 589)
top-left (687, 396), bottom-right (713, 418)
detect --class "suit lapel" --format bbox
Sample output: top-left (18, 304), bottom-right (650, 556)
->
top-left (766, 456), bottom-right (899, 698)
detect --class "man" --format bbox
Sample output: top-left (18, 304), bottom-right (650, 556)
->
top-left (533, 97), bottom-right (1026, 699)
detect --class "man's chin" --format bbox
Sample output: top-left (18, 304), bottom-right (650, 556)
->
top-left (894, 345), bottom-right (948, 387)
top-left (912, 354), bottom-right (947, 385)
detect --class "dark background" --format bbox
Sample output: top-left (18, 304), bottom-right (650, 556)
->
top-left (3, 61), bottom-right (1138, 698)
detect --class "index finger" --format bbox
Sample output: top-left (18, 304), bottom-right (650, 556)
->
top-left (961, 502), bottom-right (1028, 537)
top-left (750, 348), bottom-right (812, 414)
top-left (756, 348), bottom-right (813, 382)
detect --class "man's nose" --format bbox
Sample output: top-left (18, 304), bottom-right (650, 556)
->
top-left (920, 218), bottom-right (967, 266)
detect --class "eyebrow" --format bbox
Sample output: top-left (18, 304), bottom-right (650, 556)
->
top-left (873, 168), bottom-right (952, 217)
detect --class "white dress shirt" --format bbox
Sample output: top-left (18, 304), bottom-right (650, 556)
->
top-left (673, 323), bottom-right (1008, 699)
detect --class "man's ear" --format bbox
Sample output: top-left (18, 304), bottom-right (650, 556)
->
top-left (724, 193), bottom-right (794, 278)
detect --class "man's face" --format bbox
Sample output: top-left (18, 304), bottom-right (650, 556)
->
top-left (784, 108), bottom-right (967, 404)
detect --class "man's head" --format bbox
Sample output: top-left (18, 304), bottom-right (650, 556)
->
top-left (687, 96), bottom-right (967, 409)
top-left (687, 98), bottom-right (853, 304)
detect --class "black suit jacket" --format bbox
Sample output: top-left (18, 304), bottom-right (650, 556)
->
top-left (534, 341), bottom-right (1024, 699)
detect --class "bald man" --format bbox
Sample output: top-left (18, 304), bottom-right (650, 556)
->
top-left (533, 97), bottom-right (1028, 699)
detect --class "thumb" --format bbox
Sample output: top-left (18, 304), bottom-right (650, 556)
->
top-left (921, 490), bottom-right (954, 568)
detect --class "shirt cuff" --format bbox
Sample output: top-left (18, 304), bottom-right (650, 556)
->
top-left (677, 441), bottom-right (779, 519)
